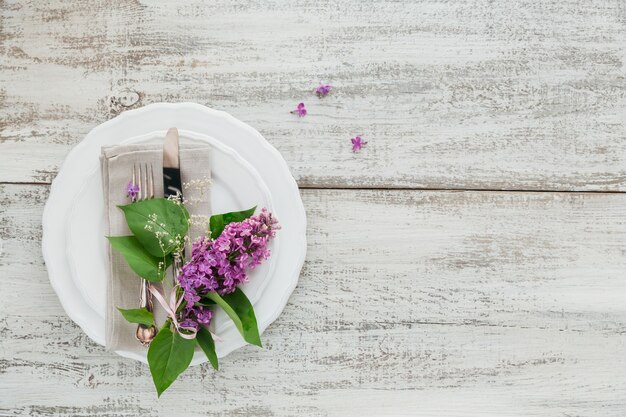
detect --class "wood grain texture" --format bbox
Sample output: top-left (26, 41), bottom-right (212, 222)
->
top-left (1, 184), bottom-right (626, 416)
top-left (1, 0), bottom-right (626, 190)
top-left (2, 0), bottom-right (626, 415)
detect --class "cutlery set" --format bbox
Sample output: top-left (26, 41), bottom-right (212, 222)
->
top-left (131, 127), bottom-right (183, 346)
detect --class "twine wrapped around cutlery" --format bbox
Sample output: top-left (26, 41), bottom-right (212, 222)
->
top-left (100, 142), bottom-right (212, 352)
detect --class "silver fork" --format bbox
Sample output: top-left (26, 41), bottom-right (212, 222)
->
top-left (132, 163), bottom-right (157, 346)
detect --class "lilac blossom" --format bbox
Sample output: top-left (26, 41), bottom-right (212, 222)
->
top-left (315, 84), bottom-right (332, 97)
top-left (291, 102), bottom-right (307, 117)
top-left (177, 209), bottom-right (279, 328)
top-left (127, 181), bottom-right (140, 199)
top-left (351, 136), bottom-right (367, 152)
top-left (179, 305), bottom-right (213, 331)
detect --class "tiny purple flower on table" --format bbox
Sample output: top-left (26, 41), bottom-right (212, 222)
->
top-left (315, 84), bottom-right (332, 97)
top-left (126, 181), bottom-right (139, 199)
top-left (291, 102), bottom-right (307, 117)
top-left (351, 136), bottom-right (367, 152)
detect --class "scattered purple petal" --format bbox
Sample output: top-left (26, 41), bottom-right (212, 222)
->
top-left (127, 181), bottom-right (139, 199)
top-left (291, 102), bottom-right (307, 117)
top-left (351, 136), bottom-right (367, 152)
top-left (315, 84), bottom-right (333, 97)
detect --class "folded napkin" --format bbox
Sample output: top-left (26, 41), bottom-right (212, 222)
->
top-left (100, 142), bottom-right (212, 352)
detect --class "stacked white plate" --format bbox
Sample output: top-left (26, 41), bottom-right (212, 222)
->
top-left (42, 103), bottom-right (307, 364)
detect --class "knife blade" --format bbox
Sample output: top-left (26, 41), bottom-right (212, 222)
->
top-left (163, 127), bottom-right (182, 199)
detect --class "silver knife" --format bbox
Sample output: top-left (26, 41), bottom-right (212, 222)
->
top-left (163, 128), bottom-right (183, 283)
top-left (163, 127), bottom-right (182, 198)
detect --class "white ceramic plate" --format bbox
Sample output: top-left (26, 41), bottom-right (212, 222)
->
top-left (42, 103), bottom-right (307, 364)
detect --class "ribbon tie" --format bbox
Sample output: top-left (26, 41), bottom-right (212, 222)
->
top-left (148, 284), bottom-right (222, 342)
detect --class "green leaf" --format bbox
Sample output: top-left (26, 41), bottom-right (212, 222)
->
top-left (147, 321), bottom-right (196, 397)
top-left (116, 307), bottom-right (155, 326)
top-left (107, 236), bottom-right (171, 282)
top-left (203, 288), bottom-right (262, 347)
top-left (196, 327), bottom-right (219, 370)
top-left (119, 198), bottom-right (190, 257)
top-left (209, 206), bottom-right (256, 239)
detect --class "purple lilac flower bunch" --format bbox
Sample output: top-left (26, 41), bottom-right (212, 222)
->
top-left (177, 209), bottom-right (279, 328)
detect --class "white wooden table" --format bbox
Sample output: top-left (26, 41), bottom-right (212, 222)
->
top-left (2, 0), bottom-right (626, 415)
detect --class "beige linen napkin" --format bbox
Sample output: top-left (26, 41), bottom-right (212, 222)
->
top-left (101, 143), bottom-right (212, 352)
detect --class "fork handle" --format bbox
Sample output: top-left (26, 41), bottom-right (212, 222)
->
top-left (139, 279), bottom-right (153, 312)
top-left (171, 253), bottom-right (182, 286)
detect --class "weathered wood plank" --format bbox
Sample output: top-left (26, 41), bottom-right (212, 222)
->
top-left (1, 184), bottom-right (626, 415)
top-left (1, 0), bottom-right (625, 190)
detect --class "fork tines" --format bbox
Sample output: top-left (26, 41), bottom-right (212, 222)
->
top-left (132, 163), bottom-right (154, 201)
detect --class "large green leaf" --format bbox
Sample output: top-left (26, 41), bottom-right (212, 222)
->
top-left (209, 206), bottom-right (256, 239)
top-left (203, 288), bottom-right (261, 347)
top-left (107, 236), bottom-right (171, 282)
top-left (119, 198), bottom-right (189, 257)
top-left (147, 321), bottom-right (196, 397)
top-left (117, 307), bottom-right (155, 327)
top-left (196, 327), bottom-right (219, 370)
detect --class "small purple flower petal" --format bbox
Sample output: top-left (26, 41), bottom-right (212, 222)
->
top-left (291, 102), bottom-right (307, 117)
top-left (315, 84), bottom-right (332, 97)
top-left (196, 308), bottom-right (213, 324)
top-left (126, 181), bottom-right (140, 199)
top-left (351, 136), bottom-right (367, 152)
top-left (179, 319), bottom-right (199, 330)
